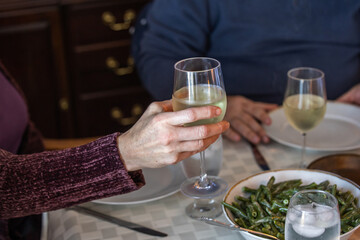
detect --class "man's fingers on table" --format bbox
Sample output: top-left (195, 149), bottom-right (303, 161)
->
top-left (223, 128), bottom-right (242, 142)
top-left (230, 117), bottom-right (261, 144)
top-left (243, 104), bottom-right (275, 126)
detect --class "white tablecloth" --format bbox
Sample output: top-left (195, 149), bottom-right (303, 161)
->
top-left (44, 138), bottom-right (360, 240)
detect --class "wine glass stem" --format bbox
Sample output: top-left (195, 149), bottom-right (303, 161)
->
top-left (300, 132), bottom-right (307, 168)
top-left (199, 151), bottom-right (209, 188)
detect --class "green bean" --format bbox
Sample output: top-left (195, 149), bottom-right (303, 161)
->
top-left (261, 228), bottom-right (275, 236)
top-left (270, 222), bottom-right (280, 235)
top-left (256, 185), bottom-right (264, 200)
top-left (255, 216), bottom-right (285, 224)
top-left (298, 182), bottom-right (318, 190)
top-left (261, 185), bottom-right (273, 202)
top-left (235, 217), bottom-right (249, 228)
top-left (278, 207), bottom-right (288, 214)
top-left (252, 201), bottom-right (265, 218)
top-left (273, 220), bottom-right (285, 232)
top-left (232, 201), bottom-right (242, 210)
top-left (248, 223), bottom-right (262, 231)
top-left (267, 176), bottom-right (275, 189)
top-left (352, 218), bottom-right (360, 228)
top-left (271, 199), bottom-right (285, 210)
top-left (265, 207), bottom-right (275, 216)
top-left (337, 195), bottom-right (346, 206)
top-left (282, 198), bottom-right (289, 206)
top-left (242, 186), bottom-right (257, 194)
top-left (246, 203), bottom-right (257, 219)
top-left (317, 180), bottom-right (330, 190)
top-left (277, 232), bottom-right (285, 240)
top-left (221, 202), bottom-right (248, 220)
top-left (340, 193), bottom-right (355, 215)
top-left (259, 198), bottom-right (271, 209)
top-left (341, 209), bottom-right (360, 225)
top-left (329, 184), bottom-right (337, 196)
top-left (341, 223), bottom-right (354, 233)
top-left (272, 181), bottom-right (288, 195)
top-left (236, 195), bottom-right (250, 203)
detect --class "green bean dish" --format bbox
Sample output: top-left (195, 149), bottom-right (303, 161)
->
top-left (222, 176), bottom-right (360, 240)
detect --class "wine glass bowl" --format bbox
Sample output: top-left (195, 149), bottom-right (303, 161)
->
top-left (172, 58), bottom-right (227, 126)
top-left (283, 67), bottom-right (327, 168)
top-left (172, 57), bottom-right (228, 218)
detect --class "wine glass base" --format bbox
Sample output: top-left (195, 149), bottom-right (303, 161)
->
top-left (180, 176), bottom-right (228, 199)
top-left (185, 199), bottom-right (223, 219)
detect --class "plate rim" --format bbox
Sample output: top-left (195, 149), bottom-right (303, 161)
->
top-left (92, 164), bottom-right (186, 205)
top-left (264, 101), bottom-right (360, 151)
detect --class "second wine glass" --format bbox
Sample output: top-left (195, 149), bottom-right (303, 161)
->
top-left (283, 67), bottom-right (327, 168)
top-left (172, 57), bottom-right (228, 218)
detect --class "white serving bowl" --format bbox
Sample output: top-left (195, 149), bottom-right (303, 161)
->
top-left (223, 169), bottom-right (360, 240)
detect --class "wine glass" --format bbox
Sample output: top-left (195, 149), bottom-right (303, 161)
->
top-left (283, 67), bottom-right (327, 168)
top-left (172, 57), bottom-right (228, 218)
top-left (285, 189), bottom-right (340, 240)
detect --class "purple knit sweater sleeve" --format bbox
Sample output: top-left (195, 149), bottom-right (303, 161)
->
top-left (0, 133), bottom-right (145, 219)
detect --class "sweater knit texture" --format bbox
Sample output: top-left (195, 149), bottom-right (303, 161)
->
top-left (0, 61), bottom-right (145, 239)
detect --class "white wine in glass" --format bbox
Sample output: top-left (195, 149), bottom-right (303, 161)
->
top-left (283, 67), bottom-right (327, 168)
top-left (172, 84), bottom-right (227, 125)
top-left (172, 57), bottom-right (228, 218)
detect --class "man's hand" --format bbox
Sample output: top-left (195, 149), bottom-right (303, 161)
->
top-left (337, 84), bottom-right (360, 105)
top-left (224, 96), bottom-right (278, 143)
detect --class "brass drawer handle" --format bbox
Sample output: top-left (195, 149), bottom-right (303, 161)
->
top-left (102, 10), bottom-right (136, 31)
top-left (59, 97), bottom-right (69, 111)
top-left (111, 104), bottom-right (143, 126)
top-left (106, 56), bottom-right (134, 76)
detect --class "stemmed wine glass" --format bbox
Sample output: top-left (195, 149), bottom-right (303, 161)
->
top-left (172, 57), bottom-right (228, 218)
top-left (283, 67), bottom-right (327, 168)
top-left (285, 189), bottom-right (340, 240)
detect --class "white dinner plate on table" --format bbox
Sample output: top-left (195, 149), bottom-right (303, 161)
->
top-left (93, 164), bottom-right (186, 205)
top-left (264, 101), bottom-right (360, 151)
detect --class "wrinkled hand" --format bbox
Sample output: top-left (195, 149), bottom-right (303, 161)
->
top-left (337, 84), bottom-right (360, 106)
top-left (117, 100), bottom-right (230, 171)
top-left (223, 96), bottom-right (278, 143)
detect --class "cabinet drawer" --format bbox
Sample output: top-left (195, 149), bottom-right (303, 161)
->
top-left (65, 0), bottom-right (149, 46)
top-left (75, 88), bottom-right (152, 137)
top-left (73, 45), bottom-right (140, 93)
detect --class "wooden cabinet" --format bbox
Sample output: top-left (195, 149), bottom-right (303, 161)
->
top-left (62, 0), bottom-right (152, 137)
top-left (0, 0), bottom-right (152, 138)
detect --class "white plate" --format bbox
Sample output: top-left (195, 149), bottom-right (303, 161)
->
top-left (264, 101), bottom-right (360, 151)
top-left (93, 164), bottom-right (186, 205)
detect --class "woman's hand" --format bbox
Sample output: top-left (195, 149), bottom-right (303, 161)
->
top-left (223, 96), bottom-right (278, 144)
top-left (337, 84), bottom-right (360, 105)
top-left (117, 100), bottom-right (229, 171)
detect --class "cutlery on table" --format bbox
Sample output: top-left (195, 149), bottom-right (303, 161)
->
top-left (247, 141), bottom-right (270, 171)
top-left (68, 205), bottom-right (167, 237)
top-left (200, 217), bottom-right (279, 240)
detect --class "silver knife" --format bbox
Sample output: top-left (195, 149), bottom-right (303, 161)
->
top-left (68, 205), bottom-right (167, 237)
top-left (247, 141), bottom-right (270, 171)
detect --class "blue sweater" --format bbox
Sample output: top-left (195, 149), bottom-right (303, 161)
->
top-left (133, 0), bottom-right (360, 104)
